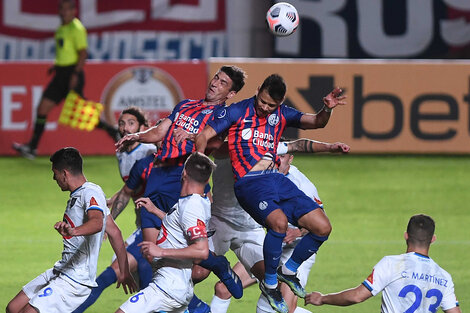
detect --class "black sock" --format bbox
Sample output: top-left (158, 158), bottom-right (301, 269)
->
top-left (29, 115), bottom-right (47, 150)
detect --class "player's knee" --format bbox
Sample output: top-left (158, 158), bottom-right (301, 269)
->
top-left (267, 211), bottom-right (288, 233)
top-left (6, 301), bottom-right (16, 313)
top-left (214, 281), bottom-right (232, 300)
top-left (191, 265), bottom-right (210, 283)
top-left (320, 222), bottom-right (332, 237)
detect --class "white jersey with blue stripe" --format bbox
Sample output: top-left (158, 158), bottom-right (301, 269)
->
top-left (363, 252), bottom-right (459, 313)
top-left (153, 194), bottom-right (211, 305)
top-left (53, 182), bottom-right (109, 287)
top-left (116, 143), bottom-right (156, 182)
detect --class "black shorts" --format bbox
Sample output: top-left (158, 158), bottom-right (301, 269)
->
top-left (42, 65), bottom-right (85, 104)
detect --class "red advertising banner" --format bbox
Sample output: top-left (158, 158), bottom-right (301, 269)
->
top-left (0, 61), bottom-right (208, 155)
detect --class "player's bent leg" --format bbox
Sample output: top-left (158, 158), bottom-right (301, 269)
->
top-left (6, 290), bottom-right (30, 313)
top-left (17, 303), bottom-right (38, 313)
top-left (187, 294), bottom-right (211, 313)
top-left (297, 209), bottom-right (331, 237)
top-left (198, 253), bottom-right (243, 299)
top-left (191, 264), bottom-right (211, 284)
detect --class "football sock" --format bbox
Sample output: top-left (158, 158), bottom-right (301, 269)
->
top-left (137, 258), bottom-right (153, 289)
top-left (188, 294), bottom-right (203, 311)
top-left (286, 233), bottom-right (328, 273)
top-left (72, 267), bottom-right (116, 313)
top-left (198, 252), bottom-right (224, 275)
top-left (263, 229), bottom-right (285, 286)
top-left (210, 295), bottom-right (231, 313)
top-left (294, 307), bottom-right (313, 313)
top-left (29, 114), bottom-right (47, 150)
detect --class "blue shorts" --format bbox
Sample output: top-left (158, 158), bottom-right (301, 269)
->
top-left (140, 164), bottom-right (211, 229)
top-left (125, 229), bottom-right (152, 289)
top-left (234, 171), bottom-right (320, 227)
top-left (141, 165), bottom-right (183, 229)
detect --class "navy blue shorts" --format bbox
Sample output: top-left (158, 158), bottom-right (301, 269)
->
top-left (234, 171), bottom-right (321, 227)
top-left (43, 65), bottom-right (84, 104)
top-left (140, 164), bottom-right (211, 229)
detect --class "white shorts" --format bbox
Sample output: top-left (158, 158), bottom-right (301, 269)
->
top-left (120, 282), bottom-right (187, 313)
top-left (23, 268), bottom-right (91, 313)
top-left (209, 215), bottom-right (265, 273)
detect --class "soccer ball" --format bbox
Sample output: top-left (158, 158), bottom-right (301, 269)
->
top-left (266, 2), bottom-right (299, 37)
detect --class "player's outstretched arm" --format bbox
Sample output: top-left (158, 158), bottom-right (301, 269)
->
top-left (135, 197), bottom-right (166, 220)
top-left (110, 185), bottom-right (134, 220)
top-left (445, 306), bottom-right (462, 313)
top-left (195, 125), bottom-right (217, 153)
top-left (115, 118), bottom-right (171, 152)
top-left (305, 284), bottom-right (372, 307)
top-left (54, 209), bottom-right (103, 237)
top-left (106, 215), bottom-right (137, 294)
top-left (299, 87), bottom-right (346, 129)
top-left (285, 139), bottom-right (350, 154)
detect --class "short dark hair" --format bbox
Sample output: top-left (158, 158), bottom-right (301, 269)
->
top-left (259, 74), bottom-right (286, 102)
top-left (220, 65), bottom-right (246, 93)
top-left (406, 214), bottom-right (435, 247)
top-left (50, 147), bottom-right (83, 175)
top-left (184, 152), bottom-right (216, 184)
top-left (120, 106), bottom-right (149, 127)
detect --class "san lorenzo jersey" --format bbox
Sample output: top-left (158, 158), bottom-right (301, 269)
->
top-left (363, 252), bottom-right (459, 313)
top-left (211, 157), bottom-right (262, 230)
top-left (209, 97), bottom-right (303, 180)
top-left (116, 143), bottom-right (156, 182)
top-left (156, 99), bottom-right (221, 164)
top-left (125, 153), bottom-right (154, 193)
top-left (53, 182), bottom-right (109, 287)
top-left (153, 194), bottom-right (211, 304)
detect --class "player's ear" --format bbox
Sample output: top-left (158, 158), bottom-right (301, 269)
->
top-left (404, 231), bottom-right (408, 241)
top-left (430, 234), bottom-right (436, 244)
top-left (226, 90), bottom-right (236, 100)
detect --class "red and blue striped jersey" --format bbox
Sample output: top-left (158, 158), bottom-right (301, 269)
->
top-left (156, 99), bottom-right (222, 164)
top-left (208, 96), bottom-right (303, 180)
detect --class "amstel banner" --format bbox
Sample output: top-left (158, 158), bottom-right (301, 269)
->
top-left (210, 59), bottom-right (470, 154)
top-left (0, 61), bottom-right (207, 155)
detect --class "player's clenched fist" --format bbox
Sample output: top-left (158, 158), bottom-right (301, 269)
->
top-left (304, 292), bottom-right (324, 306)
top-left (54, 221), bottom-right (76, 237)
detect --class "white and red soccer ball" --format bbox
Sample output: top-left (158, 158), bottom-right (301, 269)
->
top-left (266, 2), bottom-right (299, 37)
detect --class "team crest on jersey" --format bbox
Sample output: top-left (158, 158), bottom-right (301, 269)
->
top-left (241, 128), bottom-right (252, 140)
top-left (68, 197), bottom-right (77, 208)
top-left (89, 197), bottom-right (98, 207)
top-left (217, 109), bottom-right (227, 119)
top-left (268, 114), bottom-right (280, 126)
top-left (259, 201), bottom-right (268, 210)
top-left (367, 269), bottom-right (374, 284)
top-left (201, 109), bottom-right (213, 115)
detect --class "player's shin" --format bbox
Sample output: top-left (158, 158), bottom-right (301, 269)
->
top-left (263, 229), bottom-right (286, 287)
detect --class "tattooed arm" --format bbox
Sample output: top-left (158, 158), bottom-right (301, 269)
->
top-left (109, 185), bottom-right (134, 220)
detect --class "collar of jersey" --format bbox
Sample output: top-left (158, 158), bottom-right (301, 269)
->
top-left (413, 252), bottom-right (430, 259)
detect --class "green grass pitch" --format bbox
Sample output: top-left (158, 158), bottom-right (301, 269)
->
top-left (1, 154), bottom-right (468, 312)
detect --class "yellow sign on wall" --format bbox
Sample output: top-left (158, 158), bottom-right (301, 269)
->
top-left (210, 59), bottom-right (470, 153)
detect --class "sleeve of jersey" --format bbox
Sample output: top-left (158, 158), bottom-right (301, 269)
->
top-left (440, 276), bottom-right (459, 311)
top-left (208, 105), bottom-right (237, 135)
top-left (167, 100), bottom-right (187, 121)
top-left (362, 257), bottom-right (392, 296)
top-left (282, 105), bottom-right (303, 127)
top-left (74, 20), bottom-right (88, 50)
top-left (83, 188), bottom-right (106, 215)
top-left (181, 198), bottom-right (209, 242)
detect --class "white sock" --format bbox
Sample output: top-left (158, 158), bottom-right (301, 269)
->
top-left (210, 295), bottom-right (231, 313)
top-left (294, 307), bottom-right (313, 313)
